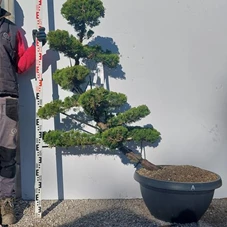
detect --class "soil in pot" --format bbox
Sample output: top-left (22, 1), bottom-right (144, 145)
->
top-left (137, 165), bottom-right (219, 182)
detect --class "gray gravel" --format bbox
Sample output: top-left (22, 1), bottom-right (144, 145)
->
top-left (7, 198), bottom-right (227, 227)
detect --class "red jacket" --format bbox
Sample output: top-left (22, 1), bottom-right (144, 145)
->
top-left (16, 30), bottom-right (36, 74)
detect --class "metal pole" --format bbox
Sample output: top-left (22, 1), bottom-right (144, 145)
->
top-left (35, 0), bottom-right (43, 218)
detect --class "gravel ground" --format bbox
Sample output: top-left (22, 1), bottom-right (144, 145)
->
top-left (6, 198), bottom-right (227, 227)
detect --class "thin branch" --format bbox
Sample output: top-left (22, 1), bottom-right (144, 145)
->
top-left (61, 112), bottom-right (99, 130)
top-left (69, 57), bottom-right (72, 67)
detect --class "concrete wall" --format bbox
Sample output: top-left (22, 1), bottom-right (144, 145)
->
top-left (14, 0), bottom-right (227, 200)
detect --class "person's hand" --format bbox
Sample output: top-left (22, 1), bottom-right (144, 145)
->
top-left (32, 27), bottom-right (47, 46)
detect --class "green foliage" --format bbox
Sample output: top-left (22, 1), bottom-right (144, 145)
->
top-left (107, 105), bottom-right (150, 127)
top-left (78, 87), bottom-right (127, 119)
top-left (84, 45), bottom-right (119, 68)
top-left (96, 52), bottom-right (119, 68)
top-left (61, 0), bottom-right (105, 39)
top-left (101, 126), bottom-right (128, 149)
top-left (38, 95), bottom-right (80, 119)
top-left (47, 30), bottom-right (84, 60)
top-left (53, 65), bottom-right (90, 91)
top-left (43, 126), bottom-right (161, 149)
top-left (47, 1), bottom-right (118, 68)
top-left (127, 126), bottom-right (161, 143)
top-left (43, 130), bottom-right (100, 147)
top-left (47, 30), bottom-right (119, 68)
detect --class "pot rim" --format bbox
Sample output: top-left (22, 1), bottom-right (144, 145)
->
top-left (134, 170), bottom-right (222, 192)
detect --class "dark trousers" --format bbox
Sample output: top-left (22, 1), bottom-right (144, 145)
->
top-left (0, 97), bottom-right (18, 198)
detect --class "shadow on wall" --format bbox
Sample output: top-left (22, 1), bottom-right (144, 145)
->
top-left (58, 208), bottom-right (159, 227)
top-left (16, 0), bottom-right (60, 200)
top-left (84, 36), bottom-right (126, 90)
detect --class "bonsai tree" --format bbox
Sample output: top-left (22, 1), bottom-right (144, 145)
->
top-left (38, 0), bottom-right (161, 171)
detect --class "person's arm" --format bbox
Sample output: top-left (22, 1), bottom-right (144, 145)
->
top-left (16, 30), bottom-right (36, 74)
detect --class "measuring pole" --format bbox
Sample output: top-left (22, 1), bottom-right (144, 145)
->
top-left (35, 0), bottom-right (43, 218)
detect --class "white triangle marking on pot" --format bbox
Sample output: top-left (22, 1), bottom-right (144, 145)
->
top-left (191, 185), bottom-right (196, 191)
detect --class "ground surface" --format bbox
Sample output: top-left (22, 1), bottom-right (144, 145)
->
top-left (4, 198), bottom-right (227, 227)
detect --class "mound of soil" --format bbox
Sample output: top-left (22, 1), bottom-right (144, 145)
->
top-left (137, 165), bottom-right (219, 183)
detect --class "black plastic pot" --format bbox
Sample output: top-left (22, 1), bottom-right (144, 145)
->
top-left (134, 167), bottom-right (222, 224)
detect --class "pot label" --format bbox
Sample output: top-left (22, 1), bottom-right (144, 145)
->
top-left (191, 185), bottom-right (195, 191)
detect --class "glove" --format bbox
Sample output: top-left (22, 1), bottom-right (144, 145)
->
top-left (32, 27), bottom-right (47, 46)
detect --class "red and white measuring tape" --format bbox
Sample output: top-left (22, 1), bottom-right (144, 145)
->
top-left (35, 0), bottom-right (43, 218)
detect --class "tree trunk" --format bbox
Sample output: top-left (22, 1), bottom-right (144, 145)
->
top-left (75, 58), bottom-right (80, 65)
top-left (119, 146), bottom-right (161, 171)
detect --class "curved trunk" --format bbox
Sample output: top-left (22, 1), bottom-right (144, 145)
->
top-left (119, 146), bottom-right (161, 171)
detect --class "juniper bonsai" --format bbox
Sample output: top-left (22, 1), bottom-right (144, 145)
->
top-left (38, 0), bottom-right (161, 171)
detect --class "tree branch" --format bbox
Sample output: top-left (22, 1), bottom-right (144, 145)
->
top-left (97, 122), bottom-right (108, 130)
top-left (61, 112), bottom-right (99, 130)
top-left (118, 146), bottom-right (161, 171)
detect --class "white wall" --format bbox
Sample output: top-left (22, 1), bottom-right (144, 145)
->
top-left (15, 0), bottom-right (227, 200)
